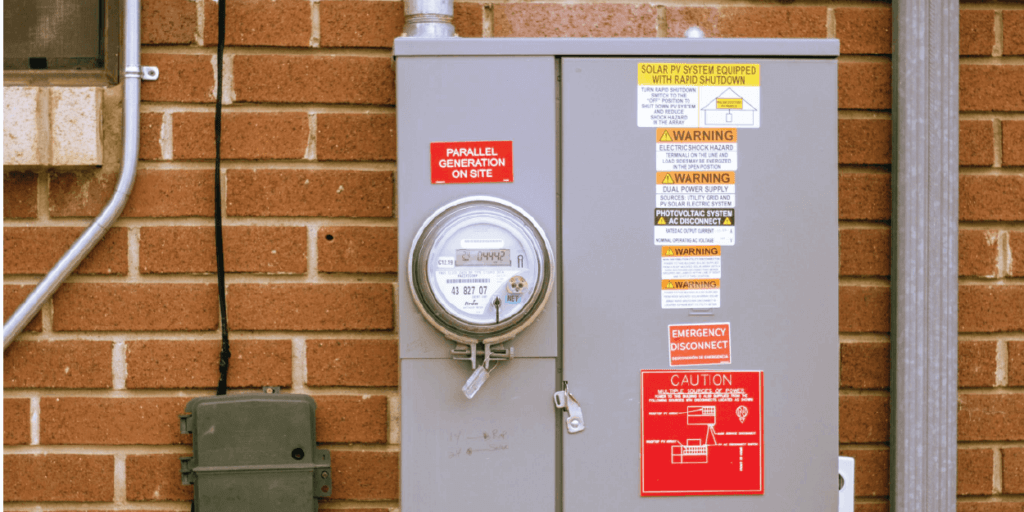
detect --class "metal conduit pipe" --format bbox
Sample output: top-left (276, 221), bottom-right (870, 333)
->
top-left (403, 0), bottom-right (455, 38)
top-left (3, 0), bottom-right (143, 350)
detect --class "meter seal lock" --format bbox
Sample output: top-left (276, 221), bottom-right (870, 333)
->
top-left (409, 196), bottom-right (554, 398)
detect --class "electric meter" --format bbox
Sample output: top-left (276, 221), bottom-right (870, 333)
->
top-left (409, 196), bottom-right (554, 397)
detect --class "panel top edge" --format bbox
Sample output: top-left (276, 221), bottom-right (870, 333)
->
top-left (393, 38), bottom-right (840, 58)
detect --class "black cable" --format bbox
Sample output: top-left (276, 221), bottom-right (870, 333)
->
top-left (214, 0), bottom-right (230, 396)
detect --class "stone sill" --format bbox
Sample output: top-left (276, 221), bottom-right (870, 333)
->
top-left (4, 86), bottom-right (103, 167)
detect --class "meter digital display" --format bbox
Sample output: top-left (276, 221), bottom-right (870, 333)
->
top-left (409, 196), bottom-right (554, 345)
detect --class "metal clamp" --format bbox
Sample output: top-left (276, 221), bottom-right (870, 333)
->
top-left (553, 383), bottom-right (585, 434)
top-left (838, 456), bottom-right (855, 512)
top-left (126, 65), bottom-right (160, 81)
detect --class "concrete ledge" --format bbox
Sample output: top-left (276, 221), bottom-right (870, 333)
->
top-left (4, 86), bottom-right (102, 166)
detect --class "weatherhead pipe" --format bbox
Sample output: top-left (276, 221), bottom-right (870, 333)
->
top-left (3, 0), bottom-right (143, 350)
top-left (403, 0), bottom-right (455, 38)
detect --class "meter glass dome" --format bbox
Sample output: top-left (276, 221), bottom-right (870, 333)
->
top-left (409, 197), bottom-right (553, 344)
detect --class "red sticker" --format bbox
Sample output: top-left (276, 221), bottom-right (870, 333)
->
top-left (430, 141), bottom-right (513, 184)
top-left (641, 370), bottom-right (763, 496)
top-left (668, 322), bottom-right (731, 366)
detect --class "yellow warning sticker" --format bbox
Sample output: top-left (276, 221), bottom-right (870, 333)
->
top-left (656, 128), bottom-right (736, 144)
top-left (638, 63), bottom-right (760, 87)
top-left (662, 279), bottom-right (720, 290)
top-left (716, 98), bottom-right (744, 109)
top-left (663, 246), bottom-right (722, 257)
top-left (658, 172), bottom-right (736, 185)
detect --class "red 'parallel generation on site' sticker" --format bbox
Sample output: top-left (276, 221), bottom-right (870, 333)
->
top-left (641, 370), bottom-right (763, 496)
top-left (430, 141), bottom-right (513, 184)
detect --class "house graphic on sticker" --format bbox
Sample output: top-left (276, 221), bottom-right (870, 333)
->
top-left (702, 88), bottom-right (757, 126)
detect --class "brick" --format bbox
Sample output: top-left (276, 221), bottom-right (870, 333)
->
top-left (306, 339), bottom-right (399, 387)
top-left (5, 340), bottom-right (112, 389)
top-left (838, 62), bottom-right (891, 110)
top-left (126, 454), bottom-right (193, 501)
top-left (960, 174), bottom-right (1024, 221)
top-left (834, 8), bottom-right (891, 55)
top-left (1004, 121), bottom-right (1024, 166)
top-left (4, 87), bottom-right (42, 165)
top-left (855, 504), bottom-right (889, 512)
top-left (839, 286), bottom-right (890, 333)
top-left (959, 285), bottom-right (1024, 333)
top-left (1013, 232), bottom-right (1024, 277)
top-left (4, 171), bottom-right (38, 219)
top-left (141, 0), bottom-right (197, 45)
top-left (839, 228), bottom-right (890, 276)
top-left (960, 10), bottom-right (995, 56)
top-left (494, 4), bottom-right (656, 38)
top-left (839, 119), bottom-right (891, 165)
top-left (139, 226), bottom-right (307, 274)
top-left (227, 283), bottom-right (393, 331)
top-left (959, 229), bottom-right (999, 277)
top-left (839, 395), bottom-right (889, 443)
top-left (50, 169), bottom-right (215, 218)
top-left (327, 450), bottom-right (399, 500)
top-left (233, 56), bottom-right (394, 105)
top-left (839, 173), bottom-right (891, 221)
top-left (227, 169), bottom-right (393, 218)
top-left (3, 454), bottom-right (114, 501)
top-left (959, 340), bottom-right (998, 388)
top-left (315, 395), bottom-right (388, 444)
top-left (320, 1), bottom-right (480, 48)
top-left (139, 112), bottom-right (163, 160)
top-left (840, 342), bottom-right (889, 390)
top-left (4, 398), bottom-right (30, 445)
top-left (173, 112), bottom-right (309, 160)
top-left (203, 0), bottom-right (311, 47)
top-left (957, 504), bottom-right (1024, 512)
top-left (4, 284), bottom-right (42, 333)
top-left (4, 227), bottom-right (128, 275)
top-left (317, 113), bottom-right (395, 161)
top-left (959, 120), bottom-right (994, 166)
top-left (1004, 447), bottom-right (1024, 494)
top-left (958, 393), bottom-right (1024, 441)
top-left (318, 226), bottom-right (397, 273)
top-left (1010, 341), bottom-right (1024, 387)
top-left (838, 449), bottom-right (888, 497)
top-left (140, 54), bottom-right (214, 103)
top-left (52, 283), bottom-right (218, 331)
top-left (1006, 11), bottom-right (1024, 56)
top-left (40, 397), bottom-right (190, 445)
top-left (960, 65), bottom-right (1024, 112)
top-left (957, 447), bottom-right (994, 495)
top-left (665, 6), bottom-right (826, 39)
top-left (49, 87), bottom-right (103, 166)
top-left (125, 339), bottom-right (291, 389)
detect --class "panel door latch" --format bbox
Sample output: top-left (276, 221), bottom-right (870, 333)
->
top-left (554, 383), bottom-right (585, 434)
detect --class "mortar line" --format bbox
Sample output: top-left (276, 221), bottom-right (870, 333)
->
top-left (114, 453), bottom-right (127, 503)
top-left (996, 339), bottom-right (1009, 386)
top-left (113, 337), bottom-right (128, 390)
top-left (994, 446), bottom-right (1004, 493)
top-left (995, 118), bottom-right (1004, 167)
top-left (310, 0), bottom-right (322, 48)
top-left (292, 337), bottom-right (308, 392)
top-left (30, 396), bottom-right (40, 445)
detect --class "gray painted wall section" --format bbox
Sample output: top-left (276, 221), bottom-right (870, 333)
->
top-left (891, 1), bottom-right (959, 511)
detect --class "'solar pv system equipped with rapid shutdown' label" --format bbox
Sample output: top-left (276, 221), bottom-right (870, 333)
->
top-left (397, 38), bottom-right (838, 512)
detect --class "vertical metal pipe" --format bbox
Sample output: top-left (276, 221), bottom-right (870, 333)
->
top-left (891, 0), bottom-right (959, 510)
top-left (3, 0), bottom-right (142, 349)
top-left (403, 0), bottom-right (455, 38)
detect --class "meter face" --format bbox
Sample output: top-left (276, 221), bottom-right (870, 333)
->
top-left (409, 197), bottom-right (553, 343)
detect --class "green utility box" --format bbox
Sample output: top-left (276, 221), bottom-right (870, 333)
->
top-left (180, 391), bottom-right (332, 511)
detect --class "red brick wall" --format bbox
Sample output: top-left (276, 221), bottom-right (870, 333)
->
top-left (3, 0), bottom-right (1022, 509)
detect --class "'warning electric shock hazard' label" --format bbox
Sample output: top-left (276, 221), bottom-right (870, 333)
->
top-left (661, 279), bottom-right (720, 309)
top-left (656, 128), bottom-right (737, 172)
top-left (662, 246), bottom-right (721, 279)
top-left (641, 370), bottom-right (763, 496)
top-left (668, 322), bottom-right (731, 366)
top-left (638, 63), bottom-right (761, 128)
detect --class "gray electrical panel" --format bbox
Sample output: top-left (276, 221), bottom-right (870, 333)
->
top-left (397, 38), bottom-right (838, 512)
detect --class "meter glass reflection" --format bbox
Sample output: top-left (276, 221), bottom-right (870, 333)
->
top-left (410, 197), bottom-right (553, 342)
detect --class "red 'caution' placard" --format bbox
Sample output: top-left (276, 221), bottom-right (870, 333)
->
top-left (641, 370), bottom-right (763, 496)
top-left (430, 141), bottom-right (513, 184)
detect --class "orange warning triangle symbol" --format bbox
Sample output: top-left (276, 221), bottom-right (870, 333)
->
top-left (662, 174), bottom-right (675, 184)
top-left (657, 217), bottom-right (667, 225)
top-left (659, 131), bottom-right (673, 142)
top-left (723, 217), bottom-right (732, 225)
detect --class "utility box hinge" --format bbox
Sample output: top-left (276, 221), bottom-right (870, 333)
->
top-left (554, 383), bottom-right (585, 434)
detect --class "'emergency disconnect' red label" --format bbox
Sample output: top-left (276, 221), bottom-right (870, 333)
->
top-left (668, 322), bottom-right (731, 366)
top-left (641, 370), bottom-right (763, 496)
top-left (430, 141), bottom-right (513, 184)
